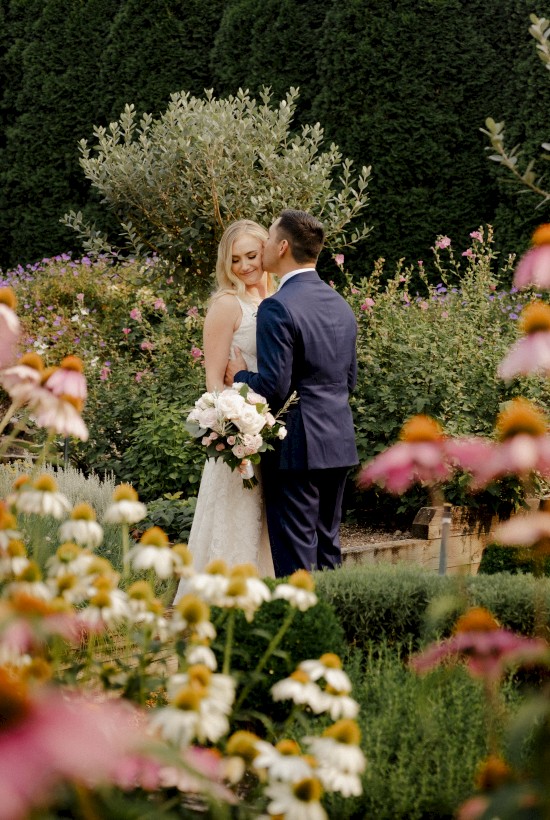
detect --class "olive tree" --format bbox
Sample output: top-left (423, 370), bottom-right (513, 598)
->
top-left (63, 87), bottom-right (371, 293)
top-left (481, 14), bottom-right (550, 209)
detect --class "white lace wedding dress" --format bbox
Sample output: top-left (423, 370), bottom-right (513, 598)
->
top-left (174, 298), bottom-right (274, 601)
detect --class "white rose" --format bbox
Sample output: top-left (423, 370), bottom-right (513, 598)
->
top-left (264, 412), bottom-right (276, 428)
top-left (277, 427), bottom-right (288, 440)
top-left (197, 407), bottom-right (219, 429)
top-left (234, 406), bottom-right (266, 436)
top-left (232, 444), bottom-right (246, 458)
top-left (242, 433), bottom-right (263, 453)
top-left (217, 391), bottom-right (246, 419)
top-left (246, 391), bottom-right (266, 405)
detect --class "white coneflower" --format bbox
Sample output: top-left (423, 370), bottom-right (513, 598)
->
top-left (46, 542), bottom-right (92, 578)
top-left (80, 576), bottom-right (130, 628)
top-left (44, 355), bottom-right (87, 401)
top-left (185, 641), bottom-right (218, 671)
top-left (271, 669), bottom-right (328, 714)
top-left (0, 502), bottom-right (21, 548)
top-left (170, 594), bottom-right (216, 641)
top-left (321, 689), bottom-right (360, 721)
top-left (103, 484), bottom-right (146, 524)
top-left (0, 539), bottom-right (29, 580)
top-left (253, 739), bottom-right (315, 782)
top-left (272, 570), bottom-right (318, 611)
top-left (48, 571), bottom-right (89, 604)
top-left (59, 503), bottom-right (103, 549)
top-left (15, 474), bottom-right (71, 520)
top-left (216, 564), bottom-right (271, 622)
top-left (266, 776), bottom-right (327, 820)
top-left (187, 559), bottom-right (230, 606)
top-left (151, 666), bottom-right (235, 749)
top-left (126, 580), bottom-right (169, 639)
top-left (129, 526), bottom-right (179, 579)
top-left (171, 543), bottom-right (195, 579)
top-left (305, 720), bottom-right (366, 797)
top-left (8, 560), bottom-right (53, 601)
top-left (299, 654), bottom-right (353, 693)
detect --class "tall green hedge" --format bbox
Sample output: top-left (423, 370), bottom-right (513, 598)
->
top-left (1, 0), bottom-right (549, 273)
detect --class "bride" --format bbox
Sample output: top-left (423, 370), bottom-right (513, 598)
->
top-left (174, 220), bottom-right (276, 598)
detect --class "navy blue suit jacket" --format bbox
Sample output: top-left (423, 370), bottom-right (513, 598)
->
top-left (235, 270), bottom-right (358, 470)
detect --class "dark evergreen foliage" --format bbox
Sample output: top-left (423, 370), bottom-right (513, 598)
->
top-left (0, 0), bottom-right (549, 274)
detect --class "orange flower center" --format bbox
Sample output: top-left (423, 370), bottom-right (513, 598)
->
top-left (519, 302), bottom-right (550, 335)
top-left (454, 607), bottom-right (499, 633)
top-left (400, 415), bottom-right (444, 442)
top-left (59, 355), bottom-right (84, 373)
top-left (0, 288), bottom-right (17, 310)
top-left (495, 398), bottom-right (547, 440)
top-left (0, 668), bottom-right (31, 731)
top-left (288, 569), bottom-right (315, 591)
top-left (531, 224), bottom-right (550, 246)
top-left (112, 484), bottom-right (139, 502)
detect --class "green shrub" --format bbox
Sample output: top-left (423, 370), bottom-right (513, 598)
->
top-left (140, 494), bottom-right (197, 543)
top-left (63, 87), bottom-right (371, 294)
top-left (346, 228), bottom-right (550, 521)
top-left (315, 563), bottom-right (550, 651)
top-left (335, 642), bottom-right (514, 820)
top-left (479, 543), bottom-right (550, 577)
top-left (213, 593), bottom-right (347, 726)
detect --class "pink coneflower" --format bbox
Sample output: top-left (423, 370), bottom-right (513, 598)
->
top-left (0, 287), bottom-right (20, 369)
top-left (514, 224), bottom-right (550, 289)
top-left (447, 398), bottom-right (550, 488)
top-left (358, 415), bottom-right (451, 494)
top-left (0, 669), bottom-right (142, 820)
top-left (28, 379), bottom-right (89, 441)
top-left (0, 352), bottom-right (44, 404)
top-left (410, 607), bottom-right (549, 682)
top-left (499, 302), bottom-right (550, 379)
top-left (44, 355), bottom-right (87, 401)
top-left (494, 507), bottom-right (550, 553)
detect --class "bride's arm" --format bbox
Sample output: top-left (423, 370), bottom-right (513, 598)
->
top-left (202, 295), bottom-right (241, 392)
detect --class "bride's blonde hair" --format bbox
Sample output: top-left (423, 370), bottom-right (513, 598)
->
top-left (210, 219), bottom-right (275, 303)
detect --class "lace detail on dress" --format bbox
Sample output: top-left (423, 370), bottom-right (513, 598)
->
top-left (173, 295), bottom-right (274, 601)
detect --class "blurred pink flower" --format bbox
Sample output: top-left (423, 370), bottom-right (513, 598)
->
top-left (498, 332), bottom-right (550, 379)
top-left (358, 440), bottom-right (451, 494)
top-left (154, 298), bottom-right (167, 311)
top-left (191, 346), bottom-right (203, 359)
top-left (410, 628), bottom-right (548, 682)
top-left (45, 356), bottom-right (87, 401)
top-left (0, 356), bottom-right (43, 404)
top-left (187, 306), bottom-right (199, 317)
top-left (135, 371), bottom-right (148, 383)
top-left (462, 248), bottom-right (474, 258)
top-left (0, 674), bottom-right (142, 820)
top-left (514, 244), bottom-right (550, 289)
top-left (0, 302), bottom-right (20, 369)
top-left (129, 308), bottom-right (142, 321)
top-left (435, 236), bottom-right (451, 250)
top-left (360, 298), bottom-right (375, 311)
top-left (334, 253), bottom-right (345, 267)
top-left (76, 293), bottom-right (84, 302)
top-left (28, 389), bottom-right (89, 441)
top-left (122, 327), bottom-right (131, 335)
top-left (470, 231), bottom-right (483, 242)
top-left (100, 366), bottom-right (111, 381)
top-left (446, 434), bottom-right (550, 488)
top-left (140, 341), bottom-right (154, 351)
top-left (494, 510), bottom-right (550, 547)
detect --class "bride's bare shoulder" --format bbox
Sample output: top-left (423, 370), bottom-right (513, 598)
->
top-left (205, 292), bottom-right (241, 327)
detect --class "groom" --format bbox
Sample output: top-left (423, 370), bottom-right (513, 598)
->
top-left (225, 209), bottom-right (358, 577)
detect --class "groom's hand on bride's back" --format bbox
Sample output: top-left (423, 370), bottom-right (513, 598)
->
top-left (224, 347), bottom-right (247, 386)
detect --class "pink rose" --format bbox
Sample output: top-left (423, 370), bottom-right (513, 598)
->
top-left (129, 308), bottom-right (142, 321)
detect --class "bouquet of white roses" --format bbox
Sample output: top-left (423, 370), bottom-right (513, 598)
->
top-left (185, 383), bottom-right (295, 488)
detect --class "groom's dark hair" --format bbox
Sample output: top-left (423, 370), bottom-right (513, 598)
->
top-left (277, 209), bottom-right (324, 263)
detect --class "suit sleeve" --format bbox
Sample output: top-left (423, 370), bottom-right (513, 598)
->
top-left (348, 339), bottom-right (358, 393)
top-left (234, 297), bottom-right (295, 408)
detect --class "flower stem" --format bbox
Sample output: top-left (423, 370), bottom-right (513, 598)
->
top-left (235, 607), bottom-right (296, 711)
top-left (121, 523), bottom-right (130, 583)
top-left (223, 609), bottom-right (235, 676)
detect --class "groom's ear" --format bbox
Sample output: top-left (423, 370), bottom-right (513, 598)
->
top-left (279, 238), bottom-right (288, 257)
